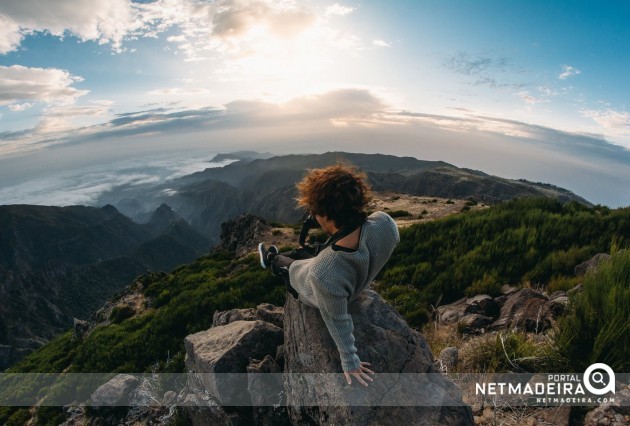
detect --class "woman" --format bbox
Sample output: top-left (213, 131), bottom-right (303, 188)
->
top-left (259, 164), bottom-right (400, 386)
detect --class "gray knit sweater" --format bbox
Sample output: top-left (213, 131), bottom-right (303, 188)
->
top-left (288, 211), bottom-right (400, 371)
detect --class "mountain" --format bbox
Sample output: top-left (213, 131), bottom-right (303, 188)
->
top-left (110, 151), bottom-right (591, 240)
top-left (3, 200), bottom-right (627, 424)
top-left (0, 204), bottom-right (212, 370)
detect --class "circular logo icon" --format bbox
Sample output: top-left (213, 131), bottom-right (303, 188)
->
top-left (583, 363), bottom-right (615, 395)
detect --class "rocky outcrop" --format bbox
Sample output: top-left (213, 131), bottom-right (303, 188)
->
top-left (584, 386), bottom-right (630, 426)
top-left (436, 288), bottom-right (570, 335)
top-left (184, 320), bottom-right (283, 405)
top-left (283, 289), bottom-right (473, 425)
top-left (218, 213), bottom-right (271, 256)
top-left (183, 293), bottom-right (473, 425)
top-left (575, 253), bottom-right (611, 276)
top-left (91, 374), bottom-right (141, 406)
top-left (212, 303), bottom-right (284, 329)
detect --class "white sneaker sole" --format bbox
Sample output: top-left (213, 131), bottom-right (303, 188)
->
top-left (258, 243), bottom-right (267, 269)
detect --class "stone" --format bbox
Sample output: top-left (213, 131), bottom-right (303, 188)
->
top-left (73, 318), bottom-right (89, 340)
top-left (490, 289), bottom-right (548, 332)
top-left (218, 213), bottom-right (271, 256)
top-left (212, 303), bottom-right (284, 329)
top-left (575, 253), bottom-right (611, 276)
top-left (212, 308), bottom-right (258, 327)
top-left (247, 355), bottom-right (290, 425)
top-left (584, 386), bottom-right (630, 426)
top-left (500, 284), bottom-right (519, 295)
top-left (91, 374), bottom-right (140, 406)
top-left (184, 320), bottom-right (284, 405)
top-left (162, 391), bottom-right (177, 406)
top-left (283, 289), bottom-right (474, 425)
top-left (435, 297), bottom-right (469, 323)
top-left (181, 393), bottom-right (234, 426)
top-left (458, 314), bottom-right (494, 334)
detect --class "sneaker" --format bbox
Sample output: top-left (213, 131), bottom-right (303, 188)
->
top-left (258, 243), bottom-right (278, 269)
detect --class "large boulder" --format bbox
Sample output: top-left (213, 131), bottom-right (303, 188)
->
top-left (90, 374), bottom-right (140, 406)
top-left (575, 253), bottom-right (611, 276)
top-left (283, 289), bottom-right (474, 425)
top-left (490, 289), bottom-right (547, 332)
top-left (218, 213), bottom-right (271, 256)
top-left (184, 320), bottom-right (284, 405)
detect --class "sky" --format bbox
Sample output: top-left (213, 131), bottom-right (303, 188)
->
top-left (0, 0), bottom-right (629, 207)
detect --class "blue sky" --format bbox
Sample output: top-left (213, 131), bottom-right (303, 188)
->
top-left (0, 0), bottom-right (629, 206)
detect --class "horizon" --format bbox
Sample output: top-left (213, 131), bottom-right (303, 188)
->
top-left (1, 1), bottom-right (629, 207)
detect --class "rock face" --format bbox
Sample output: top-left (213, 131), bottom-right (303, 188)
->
top-left (575, 253), bottom-right (611, 276)
top-left (184, 320), bottom-right (283, 405)
top-left (583, 386), bottom-right (630, 426)
top-left (218, 213), bottom-right (271, 256)
top-left (183, 294), bottom-right (473, 425)
top-left (283, 289), bottom-right (474, 425)
top-left (436, 288), bottom-right (570, 334)
top-left (91, 374), bottom-right (141, 406)
top-left (212, 303), bottom-right (284, 329)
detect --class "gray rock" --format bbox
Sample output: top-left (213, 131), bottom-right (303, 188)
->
top-left (584, 386), bottom-right (630, 426)
top-left (73, 318), bottom-right (89, 340)
top-left (212, 308), bottom-right (258, 327)
top-left (500, 284), bottom-right (519, 295)
top-left (212, 303), bottom-right (284, 329)
top-left (247, 355), bottom-right (289, 425)
top-left (283, 289), bottom-right (474, 425)
top-left (575, 253), bottom-right (611, 276)
top-left (435, 297), bottom-right (469, 323)
top-left (184, 320), bottom-right (284, 405)
top-left (181, 393), bottom-right (234, 426)
top-left (162, 390), bottom-right (177, 406)
top-left (91, 374), bottom-right (140, 406)
top-left (490, 289), bottom-right (548, 332)
top-left (440, 347), bottom-right (459, 369)
top-left (218, 213), bottom-right (271, 256)
top-left (457, 314), bottom-right (494, 334)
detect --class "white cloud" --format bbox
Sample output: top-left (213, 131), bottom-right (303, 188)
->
top-left (0, 0), bottom-right (136, 54)
top-left (581, 108), bottom-right (630, 134)
top-left (558, 65), bottom-right (581, 80)
top-left (7, 102), bottom-right (34, 112)
top-left (148, 87), bottom-right (211, 96)
top-left (516, 91), bottom-right (547, 105)
top-left (0, 65), bottom-right (88, 106)
top-left (372, 39), bottom-right (391, 47)
top-left (326, 3), bottom-right (355, 16)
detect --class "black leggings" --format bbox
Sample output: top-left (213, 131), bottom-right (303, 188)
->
top-left (271, 247), bottom-right (316, 299)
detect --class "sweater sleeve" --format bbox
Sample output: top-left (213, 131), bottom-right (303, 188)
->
top-left (309, 272), bottom-right (361, 372)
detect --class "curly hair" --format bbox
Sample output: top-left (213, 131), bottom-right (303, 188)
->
top-left (296, 164), bottom-right (373, 229)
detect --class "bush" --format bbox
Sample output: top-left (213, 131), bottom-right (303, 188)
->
top-left (272, 229), bottom-right (281, 236)
top-left (388, 210), bottom-right (412, 218)
top-left (554, 250), bottom-right (630, 372)
top-left (109, 305), bottom-right (135, 323)
top-left (465, 273), bottom-right (502, 297)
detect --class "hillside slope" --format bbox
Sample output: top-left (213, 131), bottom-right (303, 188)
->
top-left (0, 204), bottom-right (211, 369)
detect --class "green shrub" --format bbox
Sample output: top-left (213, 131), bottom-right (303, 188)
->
top-left (547, 275), bottom-right (580, 293)
top-left (272, 229), bottom-right (281, 236)
top-left (465, 273), bottom-right (502, 297)
top-left (554, 250), bottom-right (630, 372)
top-left (388, 210), bottom-right (412, 218)
top-left (109, 305), bottom-right (135, 323)
top-left (446, 199), bottom-right (454, 204)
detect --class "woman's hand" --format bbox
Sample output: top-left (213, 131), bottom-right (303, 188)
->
top-left (344, 361), bottom-right (375, 386)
